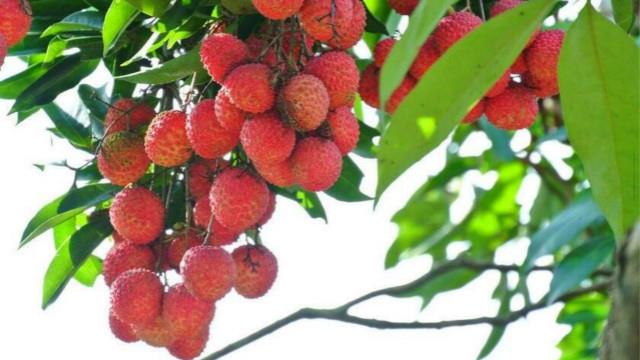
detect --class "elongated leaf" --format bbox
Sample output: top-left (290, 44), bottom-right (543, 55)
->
top-left (325, 157), bottom-right (371, 202)
top-left (611, 0), bottom-right (635, 32)
top-left (547, 235), bottom-right (614, 303)
top-left (354, 121), bottom-right (379, 159)
top-left (126, 0), bottom-right (170, 17)
top-left (478, 277), bottom-right (512, 359)
top-left (78, 84), bottom-right (110, 119)
top-left (392, 267), bottom-right (478, 309)
top-left (363, 0), bottom-right (392, 50)
top-left (73, 255), bottom-right (103, 286)
top-left (42, 216), bottom-right (112, 308)
top-left (376, 0), bottom-right (557, 198)
top-left (116, 47), bottom-right (204, 84)
top-left (275, 189), bottom-right (327, 222)
top-left (41, 10), bottom-right (104, 37)
top-left (0, 63), bottom-right (49, 99)
top-left (42, 103), bottom-right (92, 149)
top-left (364, 3), bottom-right (388, 35)
top-left (558, 4), bottom-right (639, 241)
top-left (103, 0), bottom-right (139, 54)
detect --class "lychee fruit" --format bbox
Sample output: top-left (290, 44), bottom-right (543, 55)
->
top-left (374, 38), bottom-right (396, 68)
top-left (109, 310), bottom-right (139, 343)
top-left (299, 0), bottom-right (352, 43)
top-left (304, 51), bottom-right (360, 109)
top-left (214, 89), bottom-right (245, 132)
top-left (192, 197), bottom-right (239, 246)
top-left (163, 284), bottom-right (214, 338)
top-left (110, 269), bottom-right (163, 327)
top-left (98, 132), bottom-right (150, 186)
top-left (433, 12), bottom-right (483, 52)
top-left (327, 107), bottom-right (360, 155)
top-left (485, 85), bottom-right (538, 130)
top-left (112, 231), bottom-right (128, 244)
top-left (167, 329), bottom-right (209, 360)
top-left (511, 54), bottom-right (527, 74)
top-left (145, 110), bottom-right (192, 167)
top-left (256, 192), bottom-right (276, 227)
top-left (409, 37), bottom-right (441, 79)
top-left (166, 230), bottom-right (203, 270)
top-left (188, 158), bottom-right (227, 199)
top-left (462, 99), bottom-right (485, 124)
top-left (134, 316), bottom-right (175, 348)
top-left (388, 0), bottom-right (419, 15)
top-left (187, 99), bottom-right (240, 159)
top-left (200, 33), bottom-right (249, 83)
top-left (232, 245), bottom-right (278, 299)
top-left (523, 30), bottom-right (564, 97)
top-left (0, 0), bottom-right (32, 46)
top-left (279, 74), bottom-right (330, 132)
top-left (386, 76), bottom-right (417, 114)
top-left (180, 245), bottom-right (236, 302)
top-left (291, 137), bottom-right (343, 192)
top-left (326, 0), bottom-right (366, 50)
top-left (486, 71), bottom-right (511, 98)
top-left (209, 167), bottom-right (270, 231)
top-left (103, 242), bottom-right (156, 286)
top-left (254, 159), bottom-right (296, 188)
top-left (252, 0), bottom-right (303, 19)
top-left (0, 35), bottom-right (7, 69)
top-left (104, 98), bottom-right (155, 135)
top-left (109, 187), bottom-right (165, 245)
top-left (359, 64), bottom-right (381, 109)
top-left (240, 112), bottom-right (296, 165)
top-left (224, 63), bottom-right (275, 114)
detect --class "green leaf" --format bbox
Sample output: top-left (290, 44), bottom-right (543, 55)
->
top-left (364, 3), bottom-right (388, 35)
top-left (548, 236), bottom-right (614, 303)
top-left (116, 46), bottom-right (204, 84)
top-left (276, 189), bottom-right (327, 222)
top-left (557, 293), bottom-right (609, 359)
top-left (42, 216), bottom-right (112, 308)
top-left (376, 0), bottom-right (557, 198)
top-left (42, 103), bottom-right (92, 150)
top-left (392, 267), bottom-right (478, 309)
top-left (324, 157), bottom-right (371, 202)
top-left (30, 0), bottom-right (88, 18)
top-left (0, 63), bottom-right (49, 99)
top-left (558, 4), bottom-right (639, 241)
top-left (354, 120), bottom-right (379, 159)
top-left (477, 278), bottom-right (512, 359)
top-left (20, 184), bottom-right (119, 248)
top-left (43, 36), bottom-right (104, 63)
top-left (479, 118), bottom-right (515, 161)
top-left (78, 84), bottom-right (111, 119)
top-left (125, 0), bottom-right (170, 17)
top-left (611, 0), bottom-right (636, 32)
top-left (11, 55), bottom-right (99, 113)
top-left (379, 0), bottom-right (457, 106)
top-left (524, 193), bottom-right (603, 269)
top-left (103, 0), bottom-right (140, 55)
top-left (41, 10), bottom-right (104, 37)
top-left (73, 255), bottom-right (103, 286)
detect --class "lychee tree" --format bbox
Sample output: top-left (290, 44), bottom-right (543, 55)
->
top-left (0, 0), bottom-right (638, 359)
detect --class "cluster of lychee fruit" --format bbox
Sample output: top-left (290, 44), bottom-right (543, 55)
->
top-left (0, 0), bottom-right (32, 69)
top-left (97, 1), bottom-right (366, 359)
top-left (361, 0), bottom-right (565, 130)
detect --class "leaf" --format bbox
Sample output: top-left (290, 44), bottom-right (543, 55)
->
top-left (78, 84), bottom-right (111, 119)
top-left (275, 189), bottom-right (327, 222)
top-left (354, 120), bottom-right (379, 159)
top-left (392, 267), bottom-right (478, 309)
top-left (43, 36), bottom-right (103, 63)
top-left (116, 47), bottom-right (204, 84)
top-left (103, 0), bottom-right (140, 55)
top-left (324, 157), bottom-right (371, 202)
top-left (364, 3), bottom-right (388, 35)
top-left (41, 9), bottom-right (104, 37)
top-left (379, 0), bottom-right (457, 106)
top-left (524, 193), bottom-right (604, 269)
top-left (376, 0), bottom-right (557, 198)
top-left (477, 277), bottom-right (512, 359)
top-left (558, 4), bottom-right (639, 241)
top-left (547, 236), bottom-right (614, 303)
top-left (20, 184), bottom-right (119, 248)
top-left (11, 55), bottom-right (100, 113)
top-left (73, 255), bottom-right (103, 286)
top-left (125, 0), bottom-right (170, 17)
top-left (30, 0), bottom-right (87, 18)
top-left (42, 216), bottom-right (112, 308)
top-left (611, 0), bottom-right (636, 32)
top-left (556, 293), bottom-right (609, 359)
top-left (0, 63), bottom-right (49, 99)
top-left (42, 103), bottom-right (92, 150)
top-left (479, 118), bottom-right (515, 161)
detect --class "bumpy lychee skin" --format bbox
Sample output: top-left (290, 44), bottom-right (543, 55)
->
top-left (232, 245), bottom-right (278, 299)
top-left (193, 197), bottom-right (240, 246)
top-left (254, 160), bottom-right (296, 188)
top-left (163, 284), bottom-right (214, 338)
top-left (112, 232), bottom-right (128, 244)
top-left (386, 76), bottom-right (417, 114)
top-left (291, 137), bottom-right (343, 191)
top-left (304, 51), bottom-right (360, 109)
top-left (388, 0), bottom-right (419, 14)
top-left (256, 192), bottom-right (276, 227)
top-left (359, 64), bottom-right (381, 109)
top-left (486, 71), bottom-right (511, 98)
top-left (109, 187), bottom-right (165, 245)
top-left (524, 30), bottom-right (564, 98)
top-left (209, 167), bottom-right (271, 231)
top-left (187, 99), bottom-right (240, 159)
top-left (326, 0), bottom-right (366, 50)
top-left (374, 38), bottom-right (396, 68)
top-left (180, 245), bottom-right (236, 302)
top-left (134, 316), bottom-right (175, 348)
top-left (145, 110), bottom-right (192, 167)
top-left (188, 158), bottom-right (227, 199)
top-left (279, 74), bottom-right (330, 132)
top-left (246, 26), bottom-right (313, 69)
top-left (110, 269), bottom-right (163, 327)
top-left (224, 63), bottom-right (275, 114)
top-left (433, 12), bottom-right (483, 52)
top-left (104, 98), bottom-right (155, 135)
top-left (0, 35), bottom-right (7, 69)
top-left (167, 230), bottom-right (203, 270)
top-left (214, 90), bottom-right (245, 132)
top-left (97, 132), bottom-right (150, 186)
top-left (252, 0), bottom-right (303, 19)
top-left (109, 310), bottom-right (139, 343)
top-left (327, 107), bottom-right (360, 155)
top-left (409, 37), bottom-right (441, 79)
top-left (299, 0), bottom-right (352, 43)
top-left (200, 34), bottom-right (249, 83)
top-left (103, 242), bottom-right (155, 286)
top-left (168, 329), bottom-right (209, 360)
top-left (511, 54), bottom-right (528, 74)
top-left (0, 0), bottom-right (32, 46)
top-left (463, 99), bottom-right (485, 124)
top-left (241, 112), bottom-right (296, 165)
top-left (485, 85), bottom-right (538, 130)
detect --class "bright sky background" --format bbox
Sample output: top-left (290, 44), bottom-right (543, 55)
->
top-left (0, 1), bottom-right (601, 358)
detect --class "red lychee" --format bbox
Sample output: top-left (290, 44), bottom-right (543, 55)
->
top-left (409, 37), bottom-right (441, 79)
top-left (200, 33), bottom-right (249, 83)
top-left (112, 231), bottom-right (128, 244)
top-left (485, 85), bottom-right (538, 130)
top-left (486, 71), bottom-right (511, 98)
top-left (327, 107), bottom-right (360, 155)
top-left (386, 76), bottom-right (417, 114)
top-left (388, 0), bottom-right (419, 15)
top-left (256, 192), bottom-right (276, 227)
top-left (326, 0), bottom-right (366, 50)
top-left (0, 0), bottom-right (32, 46)
top-left (240, 112), bottom-right (296, 165)
top-left (511, 54), bottom-right (527, 74)
top-left (103, 242), bottom-right (155, 286)
top-left (279, 74), bottom-right (330, 132)
top-left (523, 30), bottom-right (564, 97)
top-left (246, 26), bottom-right (313, 69)
top-left (291, 137), bottom-right (343, 191)
top-left (188, 158), bottom-right (227, 199)
top-left (167, 230), bottom-right (203, 270)
top-left (252, 0), bottom-right (303, 19)
top-left (109, 310), bottom-right (139, 343)
top-left (254, 159), bottom-right (296, 188)
top-left (214, 89), bottom-right (246, 132)
top-left (0, 35), bottom-right (7, 69)
top-left (187, 99), bottom-right (240, 159)
top-left (110, 269), bottom-right (163, 327)
top-left (374, 38), bottom-right (396, 68)
top-left (232, 245), bottom-right (278, 298)
top-left (359, 64), bottom-right (381, 109)
top-left (167, 329), bottom-right (209, 360)
top-left (462, 99), bottom-right (485, 124)
top-left (209, 167), bottom-right (270, 231)
top-left (163, 284), bottom-right (214, 338)
top-left (134, 316), bottom-right (175, 348)
top-left (180, 245), bottom-right (236, 302)
top-left (104, 98), bottom-right (155, 135)
top-left (299, 0), bottom-right (352, 43)
top-left (97, 132), bottom-right (150, 186)
top-left (109, 187), bottom-right (165, 245)
top-left (304, 51), bottom-right (360, 109)
top-left (145, 110), bottom-right (192, 167)
top-left (433, 12), bottom-right (483, 52)
top-left (224, 63), bottom-right (275, 114)
top-left (193, 197), bottom-right (240, 246)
